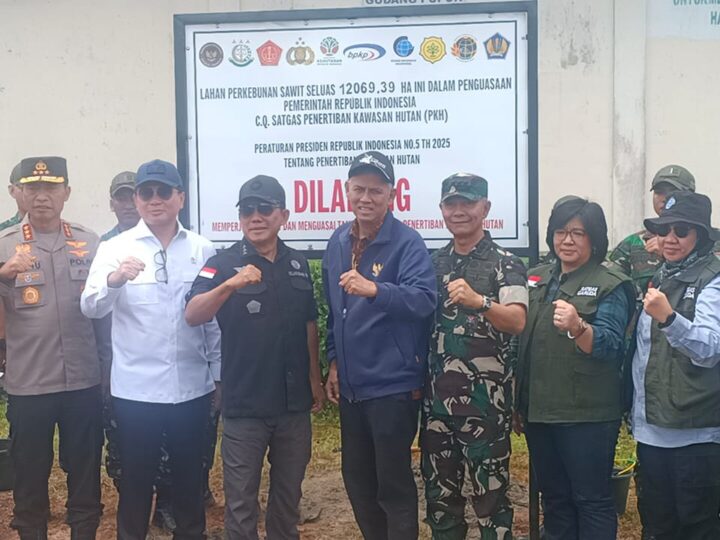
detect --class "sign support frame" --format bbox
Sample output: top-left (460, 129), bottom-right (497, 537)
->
top-left (174, 2), bottom-right (538, 263)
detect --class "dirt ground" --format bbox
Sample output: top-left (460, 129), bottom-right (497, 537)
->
top-left (0, 410), bottom-right (641, 539)
top-left (0, 448), bottom-right (641, 540)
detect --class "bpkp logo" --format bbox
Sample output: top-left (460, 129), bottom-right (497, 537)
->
top-left (343, 43), bottom-right (386, 61)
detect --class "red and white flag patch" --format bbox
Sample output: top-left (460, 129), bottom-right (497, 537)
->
top-left (528, 275), bottom-right (541, 288)
top-left (198, 267), bottom-right (217, 279)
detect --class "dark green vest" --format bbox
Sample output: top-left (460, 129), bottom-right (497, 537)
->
top-left (644, 254), bottom-right (720, 429)
top-left (517, 262), bottom-right (633, 423)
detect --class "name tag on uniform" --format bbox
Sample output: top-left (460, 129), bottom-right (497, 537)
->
top-left (577, 286), bottom-right (599, 297)
top-left (15, 271), bottom-right (44, 287)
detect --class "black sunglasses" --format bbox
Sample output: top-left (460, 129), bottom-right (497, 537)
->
top-left (137, 185), bottom-right (175, 202)
top-left (239, 203), bottom-right (280, 218)
top-left (655, 223), bottom-right (694, 239)
top-left (154, 249), bottom-right (168, 284)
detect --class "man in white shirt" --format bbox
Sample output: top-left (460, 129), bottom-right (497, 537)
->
top-left (81, 159), bottom-right (220, 540)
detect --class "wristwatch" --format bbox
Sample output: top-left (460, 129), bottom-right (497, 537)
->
top-left (478, 295), bottom-right (493, 313)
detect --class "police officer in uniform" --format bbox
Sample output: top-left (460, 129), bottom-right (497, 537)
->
top-left (185, 175), bottom-right (324, 539)
top-left (0, 156), bottom-right (103, 540)
top-left (609, 165), bottom-right (696, 295)
top-left (421, 174), bottom-right (528, 540)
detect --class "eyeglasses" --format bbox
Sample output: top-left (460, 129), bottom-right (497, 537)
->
top-left (656, 223), bottom-right (693, 239)
top-left (154, 249), bottom-right (168, 284)
top-left (553, 228), bottom-right (587, 242)
top-left (239, 203), bottom-right (280, 218)
top-left (137, 185), bottom-right (175, 202)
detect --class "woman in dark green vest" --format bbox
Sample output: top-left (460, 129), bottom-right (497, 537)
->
top-left (516, 196), bottom-right (635, 540)
top-left (630, 191), bottom-right (720, 539)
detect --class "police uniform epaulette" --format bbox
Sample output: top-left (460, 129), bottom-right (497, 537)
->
top-left (65, 221), bottom-right (97, 236)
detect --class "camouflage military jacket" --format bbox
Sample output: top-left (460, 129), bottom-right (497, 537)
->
top-left (0, 212), bottom-right (22, 232)
top-left (427, 234), bottom-right (527, 417)
top-left (608, 230), bottom-right (659, 295)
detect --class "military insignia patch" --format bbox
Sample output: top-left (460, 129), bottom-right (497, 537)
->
top-left (69, 249), bottom-right (90, 257)
top-left (15, 243), bottom-right (31, 254)
top-left (21, 224), bottom-right (33, 242)
top-left (246, 300), bottom-right (261, 314)
top-left (66, 240), bottom-right (87, 249)
top-left (22, 286), bottom-right (40, 305)
top-left (372, 263), bottom-right (384, 277)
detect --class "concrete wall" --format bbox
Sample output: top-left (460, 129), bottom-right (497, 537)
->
top-left (0, 0), bottom-right (717, 246)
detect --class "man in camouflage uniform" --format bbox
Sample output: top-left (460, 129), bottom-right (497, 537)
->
top-left (421, 173), bottom-right (528, 540)
top-left (609, 165), bottom-right (696, 295)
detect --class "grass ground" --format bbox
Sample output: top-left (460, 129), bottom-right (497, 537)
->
top-left (0, 400), bottom-right (642, 539)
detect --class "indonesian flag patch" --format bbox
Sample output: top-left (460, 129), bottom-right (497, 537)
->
top-left (528, 275), bottom-right (541, 288)
top-left (198, 267), bottom-right (217, 280)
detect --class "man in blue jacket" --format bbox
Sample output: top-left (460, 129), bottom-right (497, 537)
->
top-left (323, 151), bottom-right (437, 540)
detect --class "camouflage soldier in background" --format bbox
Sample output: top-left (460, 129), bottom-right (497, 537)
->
top-left (1, 163), bottom-right (27, 231)
top-left (609, 165), bottom-right (696, 295)
top-left (421, 174), bottom-right (528, 540)
top-left (0, 163), bottom-right (28, 387)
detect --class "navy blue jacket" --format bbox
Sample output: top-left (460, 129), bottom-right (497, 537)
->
top-left (322, 213), bottom-right (437, 401)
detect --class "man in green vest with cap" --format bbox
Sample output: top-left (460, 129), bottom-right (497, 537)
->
top-left (630, 190), bottom-right (720, 539)
top-left (609, 164), bottom-right (696, 295)
top-left (421, 173), bottom-right (528, 540)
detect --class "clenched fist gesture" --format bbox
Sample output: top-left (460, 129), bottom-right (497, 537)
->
top-left (226, 264), bottom-right (262, 290)
top-left (552, 299), bottom-right (581, 332)
top-left (107, 256), bottom-right (146, 288)
top-left (339, 269), bottom-right (378, 298)
top-left (643, 287), bottom-right (673, 323)
top-left (447, 278), bottom-right (483, 309)
top-left (0, 249), bottom-right (35, 281)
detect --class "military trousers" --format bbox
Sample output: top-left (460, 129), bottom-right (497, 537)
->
top-left (339, 393), bottom-right (420, 540)
top-left (420, 408), bottom-right (512, 540)
top-left (636, 441), bottom-right (720, 540)
top-left (7, 386), bottom-right (103, 537)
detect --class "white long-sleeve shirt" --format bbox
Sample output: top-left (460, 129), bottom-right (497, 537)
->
top-left (81, 219), bottom-right (221, 404)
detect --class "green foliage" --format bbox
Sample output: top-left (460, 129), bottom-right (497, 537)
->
top-left (310, 260), bottom-right (330, 378)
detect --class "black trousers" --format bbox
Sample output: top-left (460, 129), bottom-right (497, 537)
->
top-left (6, 386), bottom-right (103, 536)
top-left (113, 393), bottom-right (211, 540)
top-left (525, 421), bottom-right (620, 540)
top-left (339, 394), bottom-right (420, 540)
top-left (637, 441), bottom-right (720, 540)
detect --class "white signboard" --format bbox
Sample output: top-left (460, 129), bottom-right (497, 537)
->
top-left (181, 10), bottom-right (530, 251)
top-left (648, 0), bottom-right (720, 40)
